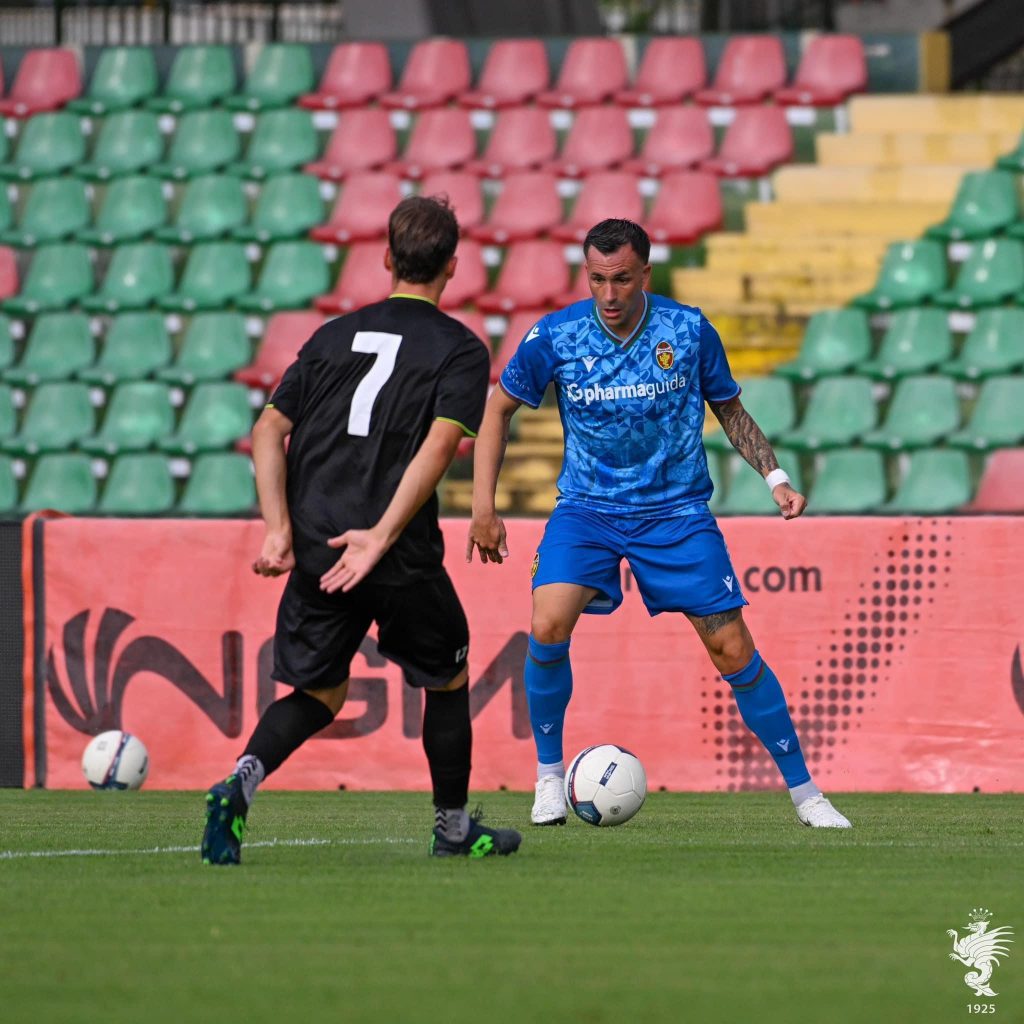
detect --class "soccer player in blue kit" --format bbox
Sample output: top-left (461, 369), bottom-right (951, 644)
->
top-left (467, 219), bottom-right (851, 830)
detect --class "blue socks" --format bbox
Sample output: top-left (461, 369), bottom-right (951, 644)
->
top-left (525, 635), bottom-right (573, 767)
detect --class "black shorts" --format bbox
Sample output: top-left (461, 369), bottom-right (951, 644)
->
top-left (272, 568), bottom-right (470, 691)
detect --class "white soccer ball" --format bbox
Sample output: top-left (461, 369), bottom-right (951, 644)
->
top-left (81, 730), bottom-right (149, 790)
top-left (564, 744), bottom-right (647, 826)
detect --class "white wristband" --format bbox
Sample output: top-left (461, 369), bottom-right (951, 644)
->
top-left (764, 468), bottom-right (791, 491)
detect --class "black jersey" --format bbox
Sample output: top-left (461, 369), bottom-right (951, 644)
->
top-left (267, 296), bottom-right (490, 583)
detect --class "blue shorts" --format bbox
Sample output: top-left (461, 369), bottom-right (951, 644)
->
top-left (531, 503), bottom-right (747, 618)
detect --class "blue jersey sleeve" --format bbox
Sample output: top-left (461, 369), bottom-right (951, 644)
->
top-left (499, 316), bottom-right (556, 409)
top-left (699, 314), bottom-right (741, 403)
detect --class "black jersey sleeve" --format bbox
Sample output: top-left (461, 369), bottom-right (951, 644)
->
top-left (266, 358), bottom-right (305, 423)
top-left (433, 338), bottom-right (491, 437)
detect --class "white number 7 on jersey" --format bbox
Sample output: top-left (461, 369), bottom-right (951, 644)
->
top-left (348, 331), bottom-right (403, 437)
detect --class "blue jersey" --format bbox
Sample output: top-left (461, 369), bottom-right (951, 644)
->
top-left (499, 293), bottom-right (740, 516)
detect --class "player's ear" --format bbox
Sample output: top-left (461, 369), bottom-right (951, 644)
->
top-left (384, 247), bottom-right (394, 274)
top-left (642, 263), bottom-right (652, 286)
top-left (444, 255), bottom-right (457, 282)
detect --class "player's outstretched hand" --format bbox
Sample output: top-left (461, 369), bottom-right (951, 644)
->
top-left (466, 512), bottom-right (510, 564)
top-left (320, 528), bottom-right (389, 594)
top-left (773, 483), bottom-right (807, 520)
top-left (252, 530), bottom-right (295, 577)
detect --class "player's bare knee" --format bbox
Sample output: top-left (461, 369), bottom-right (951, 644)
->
top-left (306, 679), bottom-right (349, 716)
top-left (530, 615), bottom-right (573, 645)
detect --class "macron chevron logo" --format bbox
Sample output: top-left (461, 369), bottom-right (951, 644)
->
top-left (723, 575), bottom-right (734, 592)
top-left (525, 325), bottom-right (540, 342)
top-left (539, 723), bottom-right (555, 734)
top-left (582, 356), bottom-right (598, 372)
top-left (776, 739), bottom-right (790, 752)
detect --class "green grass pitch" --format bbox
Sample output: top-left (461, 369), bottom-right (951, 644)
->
top-left (1, 791), bottom-right (1021, 1024)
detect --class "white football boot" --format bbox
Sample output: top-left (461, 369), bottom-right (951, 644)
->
top-left (796, 793), bottom-right (852, 828)
top-left (531, 774), bottom-right (567, 826)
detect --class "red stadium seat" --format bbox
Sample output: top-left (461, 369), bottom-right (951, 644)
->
top-left (314, 242), bottom-right (392, 314)
top-left (439, 239), bottom-right (487, 309)
top-left (775, 35), bottom-right (867, 107)
top-left (387, 108), bottom-right (476, 180)
top-left (460, 39), bottom-right (549, 110)
top-left (551, 172), bottom-right (644, 244)
top-left (700, 106), bottom-right (793, 178)
top-left (964, 449), bottom-right (1024, 512)
top-left (447, 308), bottom-right (491, 348)
top-left (0, 48), bottom-right (81, 117)
top-left (477, 240), bottom-right (570, 313)
top-left (623, 105), bottom-right (714, 177)
top-left (298, 42), bottom-right (392, 111)
top-left (235, 311), bottom-right (325, 389)
top-left (492, 310), bottom-right (547, 382)
top-left (0, 246), bottom-right (17, 300)
top-left (420, 171), bottom-right (484, 233)
top-left (469, 171), bottom-right (562, 244)
top-left (380, 39), bottom-right (471, 111)
top-left (465, 107), bottom-right (557, 178)
top-left (695, 36), bottom-right (786, 106)
top-left (615, 37), bottom-right (707, 107)
top-left (537, 38), bottom-right (628, 109)
top-left (304, 108), bottom-right (396, 181)
top-left (553, 264), bottom-right (593, 308)
top-left (310, 172), bottom-right (403, 244)
top-left (646, 172), bottom-right (722, 244)
top-left (549, 106), bottom-right (634, 179)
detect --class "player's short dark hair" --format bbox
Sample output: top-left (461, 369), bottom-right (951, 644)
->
top-left (583, 219), bottom-right (651, 264)
top-left (388, 195), bottom-right (460, 283)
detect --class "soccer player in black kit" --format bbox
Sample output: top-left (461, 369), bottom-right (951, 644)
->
top-left (202, 196), bottom-right (522, 863)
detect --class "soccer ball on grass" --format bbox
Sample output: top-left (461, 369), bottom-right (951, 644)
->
top-left (565, 744), bottom-right (646, 826)
top-left (81, 730), bottom-right (149, 790)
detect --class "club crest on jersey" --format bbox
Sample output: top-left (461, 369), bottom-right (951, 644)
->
top-left (655, 341), bottom-right (675, 370)
top-left (531, 553), bottom-right (540, 578)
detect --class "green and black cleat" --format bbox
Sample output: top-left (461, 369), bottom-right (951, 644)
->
top-left (429, 808), bottom-right (521, 858)
top-left (201, 774), bottom-right (248, 866)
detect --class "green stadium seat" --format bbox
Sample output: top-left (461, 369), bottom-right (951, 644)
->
top-left (78, 175), bottom-right (168, 246)
top-left (0, 188), bottom-right (12, 236)
top-left (75, 109), bottom-right (164, 180)
top-left (155, 173), bottom-right (247, 244)
top-left (4, 311), bottom-right (94, 386)
top-left (81, 241), bottom-right (174, 313)
top-left (947, 376), bottom-right (1024, 452)
top-left (232, 173), bottom-right (324, 243)
top-left (860, 307), bottom-right (953, 380)
top-left (884, 448), bottom-right (972, 514)
top-left (0, 112), bottom-right (86, 181)
top-left (718, 447), bottom-right (803, 516)
top-left (774, 308), bottom-right (872, 382)
top-left (926, 171), bottom-right (1020, 242)
top-left (225, 108), bottom-right (319, 181)
top-left (20, 453), bottom-right (97, 513)
top-left (0, 383), bottom-right (16, 435)
top-left (0, 176), bottom-right (91, 247)
top-left (178, 452), bottom-right (255, 515)
top-left (158, 241), bottom-right (251, 312)
top-left (862, 375), bottom-right (960, 451)
top-left (782, 375), bottom-right (877, 452)
top-left (941, 307), bottom-right (1024, 380)
top-left (78, 311), bottom-right (173, 385)
top-left (0, 317), bottom-right (14, 374)
top-left (851, 240), bottom-right (947, 312)
top-left (235, 240), bottom-right (330, 312)
top-left (68, 47), bottom-right (159, 116)
top-left (1, 381), bottom-right (95, 455)
top-left (995, 132), bottom-right (1024, 173)
top-left (225, 44), bottom-right (315, 112)
top-left (147, 45), bottom-right (237, 114)
top-left (150, 109), bottom-right (241, 181)
top-left (98, 452), bottom-right (175, 514)
top-left (933, 238), bottom-right (1024, 309)
top-left (158, 381), bottom-right (253, 454)
top-left (806, 448), bottom-right (888, 514)
top-left (0, 454), bottom-right (18, 512)
top-left (80, 381), bottom-right (175, 455)
top-left (0, 131), bottom-right (8, 164)
top-left (157, 311), bottom-right (250, 385)
top-left (1, 242), bottom-right (94, 316)
top-left (704, 376), bottom-right (795, 452)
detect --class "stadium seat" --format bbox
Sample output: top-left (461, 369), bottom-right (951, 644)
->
top-left (159, 241), bottom-right (251, 312)
top-left (419, 171), bottom-right (484, 233)
top-left (381, 39), bottom-right (471, 111)
top-left (550, 172), bottom-right (643, 244)
top-left (0, 187), bottom-right (9, 236)
top-left (98, 453), bottom-right (175, 514)
top-left (447, 308), bottom-right (490, 349)
top-left (941, 307), bottom-right (1024, 380)
top-left (78, 311), bottom-right (173, 385)
top-left (4, 311), bottom-right (94, 386)
top-left (147, 45), bottom-right (236, 113)
top-left (616, 37), bottom-right (706, 107)
top-left (465, 107), bottom-right (557, 179)
top-left (476, 240), bottom-right (570, 313)
top-left (2, 242), bottom-right (92, 316)
top-left (719, 447), bottom-right (803, 515)
top-left (0, 317), bottom-right (13, 373)
top-left (439, 239), bottom-right (487, 310)
top-left (75, 109), bottom-right (164, 180)
top-left (1, 381), bottom-right (95, 455)
top-left (310, 171), bottom-right (403, 244)
top-left (235, 310), bottom-right (323, 389)
top-left (157, 312), bottom-right (250, 385)
top-left (947, 376), bottom-right (1024, 452)
top-left (695, 36), bottom-right (786, 106)
top-left (0, 381), bottom-right (13, 433)
top-left (851, 240), bottom-right (947, 311)
top-left (885, 448), bottom-right (972, 513)
top-left (234, 172), bottom-right (324, 244)
top-left (155, 173), bottom-right (247, 245)
top-left (537, 38), bottom-right (628, 108)
top-left (700, 106), bottom-right (793, 179)
top-left (966, 448), bottom-right (1024, 511)
top-left (225, 43), bottom-right (314, 112)
top-left (862, 375), bottom-right (960, 451)
top-left (388, 108), bottom-right (476, 180)
top-left (0, 111), bottom-right (86, 180)
top-left (1, 176), bottom-right (90, 247)
top-left (549, 106), bottom-right (634, 179)
top-left (782, 375), bottom-right (877, 451)
top-left (806, 448), bottom-right (887, 514)
top-left (68, 46), bottom-right (158, 116)
top-left (20, 453), bottom-right (97, 513)
top-left (226, 108), bottom-right (319, 180)
top-left (933, 238), bottom-right (1024, 309)
top-left (623, 106), bottom-right (714, 178)
top-left (646, 172), bottom-right (722, 245)
top-left (775, 35), bottom-right (867, 107)
top-left (860, 307), bottom-right (953, 380)
top-left (815, 130), bottom-right (1016, 169)
top-left (491, 310), bottom-right (545, 382)
top-left (0, 248), bottom-right (15, 302)
top-left (299, 42), bottom-right (392, 111)
top-left (775, 308), bottom-right (872, 382)
top-left (0, 454), bottom-right (17, 512)
top-left (314, 242), bottom-right (391, 314)
top-left (80, 380), bottom-right (175, 454)
top-left (303, 108), bottom-right (396, 181)
top-left (995, 132), bottom-right (1024, 173)
top-left (236, 240), bottom-right (330, 312)
top-left (470, 171), bottom-right (562, 244)
top-left (459, 39), bottom-right (549, 110)
top-left (178, 452), bottom-right (255, 514)
top-left (553, 265), bottom-right (593, 307)
top-left (79, 174), bottom-right (168, 246)
top-left (704, 376), bottom-right (795, 452)
top-left (159, 381), bottom-right (253, 455)
top-left (81, 241), bottom-right (174, 313)
top-left (926, 170), bottom-right (1019, 242)
top-left (0, 48), bottom-right (81, 117)
top-left (151, 109), bottom-right (241, 180)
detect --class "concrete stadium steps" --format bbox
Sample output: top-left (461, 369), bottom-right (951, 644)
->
top-left (772, 165), bottom-right (974, 204)
top-left (848, 94), bottom-right (1024, 135)
top-left (816, 131), bottom-right (1018, 168)
top-left (744, 200), bottom-right (948, 237)
top-left (703, 233), bottom-right (889, 274)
